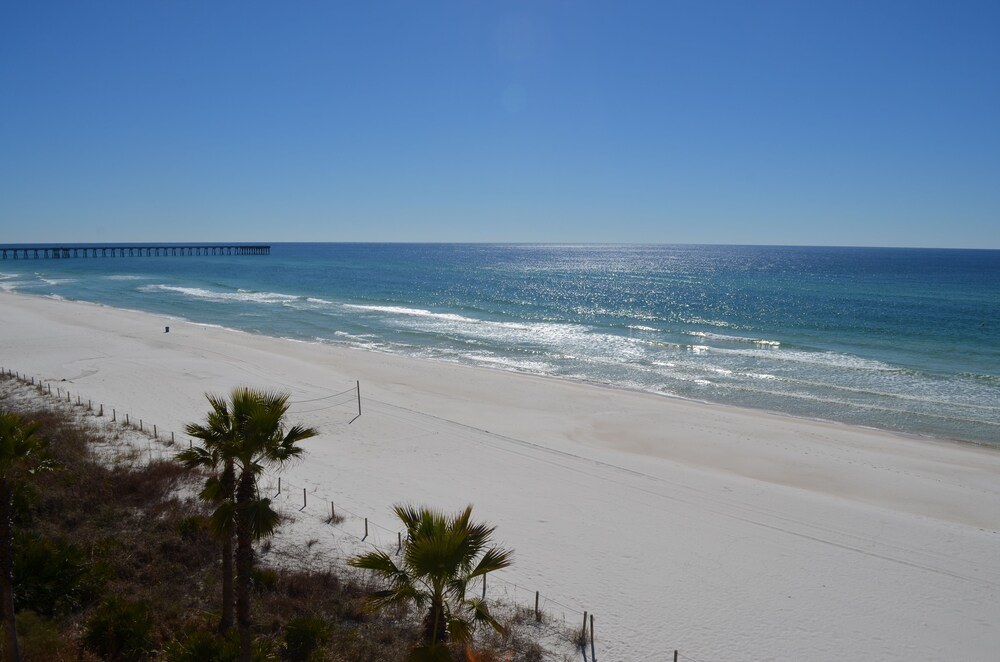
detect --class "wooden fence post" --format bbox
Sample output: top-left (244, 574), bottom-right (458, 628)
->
top-left (302, 488), bottom-right (307, 509)
top-left (362, 518), bottom-right (368, 541)
top-left (590, 614), bottom-right (595, 660)
top-left (535, 591), bottom-right (540, 622)
top-left (581, 611), bottom-right (587, 644)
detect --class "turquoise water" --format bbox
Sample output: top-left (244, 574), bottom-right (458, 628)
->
top-left (2, 243), bottom-right (998, 445)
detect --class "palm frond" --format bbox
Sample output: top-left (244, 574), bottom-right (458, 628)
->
top-left (244, 497), bottom-right (281, 541)
top-left (446, 616), bottom-right (474, 644)
top-left (468, 546), bottom-right (514, 579)
top-left (394, 503), bottom-right (425, 532)
top-left (175, 445), bottom-right (217, 470)
top-left (208, 500), bottom-right (236, 537)
top-left (369, 582), bottom-right (424, 611)
top-left (464, 596), bottom-right (507, 636)
top-left (348, 549), bottom-right (401, 576)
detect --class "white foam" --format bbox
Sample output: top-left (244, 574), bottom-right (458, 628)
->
top-left (459, 352), bottom-right (554, 373)
top-left (687, 330), bottom-right (780, 347)
top-left (139, 284), bottom-right (301, 304)
top-left (342, 303), bottom-right (483, 325)
top-left (343, 302), bottom-right (601, 350)
top-left (0, 280), bottom-right (26, 292)
top-left (330, 330), bottom-right (379, 344)
top-left (710, 346), bottom-right (899, 372)
top-left (685, 317), bottom-right (736, 329)
top-left (741, 372), bottom-right (778, 380)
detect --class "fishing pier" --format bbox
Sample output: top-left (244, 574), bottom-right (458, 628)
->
top-left (0, 245), bottom-right (271, 259)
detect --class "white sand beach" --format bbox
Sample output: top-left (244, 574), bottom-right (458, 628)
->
top-left (2, 291), bottom-right (998, 661)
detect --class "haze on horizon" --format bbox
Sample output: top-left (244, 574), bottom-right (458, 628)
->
top-left (1, 1), bottom-right (998, 249)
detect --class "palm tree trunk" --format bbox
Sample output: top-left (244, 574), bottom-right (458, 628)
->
top-left (234, 473), bottom-right (254, 662)
top-left (219, 534), bottom-right (235, 633)
top-left (0, 479), bottom-right (20, 662)
top-left (218, 462), bottom-right (235, 633)
top-left (423, 597), bottom-right (448, 645)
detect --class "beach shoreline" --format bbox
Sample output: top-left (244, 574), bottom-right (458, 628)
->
top-left (2, 290), bottom-right (999, 660)
top-left (6, 289), bottom-right (989, 448)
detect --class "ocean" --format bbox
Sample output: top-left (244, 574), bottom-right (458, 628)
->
top-left (2, 243), bottom-right (998, 446)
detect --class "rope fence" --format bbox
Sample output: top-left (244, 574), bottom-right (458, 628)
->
top-left (0, 366), bottom-right (616, 657)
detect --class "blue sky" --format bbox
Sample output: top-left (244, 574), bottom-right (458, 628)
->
top-left (1, 1), bottom-right (998, 247)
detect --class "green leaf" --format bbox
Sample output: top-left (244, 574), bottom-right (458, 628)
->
top-left (349, 503), bottom-right (514, 647)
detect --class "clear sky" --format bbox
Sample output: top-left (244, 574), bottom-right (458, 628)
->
top-left (1, 1), bottom-right (998, 247)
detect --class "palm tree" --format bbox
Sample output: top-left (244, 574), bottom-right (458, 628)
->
top-left (176, 392), bottom-right (242, 633)
top-left (0, 413), bottom-right (57, 662)
top-left (183, 387), bottom-right (317, 662)
top-left (349, 504), bottom-right (513, 656)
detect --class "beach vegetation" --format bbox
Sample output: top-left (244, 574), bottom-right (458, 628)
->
top-left (0, 411), bottom-right (58, 661)
top-left (349, 504), bottom-right (513, 658)
top-left (82, 595), bottom-right (155, 662)
top-left (283, 615), bottom-right (330, 662)
top-left (0, 376), bottom-right (564, 661)
top-left (175, 392), bottom-right (243, 634)
top-left (182, 387), bottom-right (317, 662)
top-left (14, 533), bottom-right (105, 616)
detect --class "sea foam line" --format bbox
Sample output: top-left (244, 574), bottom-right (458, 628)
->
top-left (139, 284), bottom-right (303, 304)
top-left (688, 331), bottom-right (781, 347)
